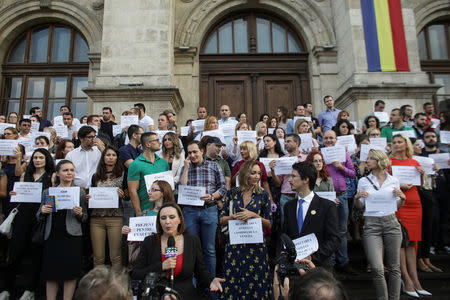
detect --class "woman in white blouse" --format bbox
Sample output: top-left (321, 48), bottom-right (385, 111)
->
top-left (355, 149), bottom-right (406, 300)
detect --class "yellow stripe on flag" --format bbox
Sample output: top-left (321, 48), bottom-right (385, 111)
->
top-left (373, 0), bottom-right (396, 71)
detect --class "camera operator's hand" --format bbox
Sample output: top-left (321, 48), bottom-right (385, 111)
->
top-left (162, 257), bottom-right (177, 271)
top-left (295, 258), bottom-right (316, 275)
top-left (210, 277), bottom-right (225, 292)
top-left (163, 295), bottom-right (177, 300)
top-left (273, 265), bottom-right (290, 299)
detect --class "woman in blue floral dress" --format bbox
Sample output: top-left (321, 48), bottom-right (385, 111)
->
top-left (219, 160), bottom-right (273, 299)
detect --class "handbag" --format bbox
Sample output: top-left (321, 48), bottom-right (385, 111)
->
top-left (0, 206), bottom-right (19, 239)
top-left (31, 215), bottom-right (47, 245)
top-left (364, 176), bottom-right (409, 246)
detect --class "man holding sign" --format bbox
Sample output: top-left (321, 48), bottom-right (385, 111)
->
top-left (322, 130), bottom-right (356, 274)
top-left (283, 161), bottom-right (339, 268)
top-left (179, 141), bottom-right (227, 276)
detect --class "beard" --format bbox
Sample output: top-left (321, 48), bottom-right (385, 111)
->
top-left (424, 141), bottom-right (437, 148)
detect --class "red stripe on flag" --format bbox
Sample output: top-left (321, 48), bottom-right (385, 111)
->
top-left (388, 0), bottom-right (409, 71)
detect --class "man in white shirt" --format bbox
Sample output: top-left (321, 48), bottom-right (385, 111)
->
top-left (218, 105), bottom-right (238, 126)
top-left (134, 103), bottom-right (155, 132)
top-left (54, 105), bottom-right (80, 127)
top-left (63, 112), bottom-right (77, 140)
top-left (65, 126), bottom-right (101, 189)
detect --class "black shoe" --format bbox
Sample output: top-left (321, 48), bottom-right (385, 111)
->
top-left (337, 263), bottom-right (358, 275)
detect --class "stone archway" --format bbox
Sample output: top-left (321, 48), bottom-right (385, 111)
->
top-left (415, 0), bottom-right (450, 33)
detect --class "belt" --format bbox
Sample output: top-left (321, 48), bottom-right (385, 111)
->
top-left (336, 191), bottom-right (345, 196)
top-left (203, 200), bottom-right (217, 209)
top-left (282, 193), bottom-right (296, 197)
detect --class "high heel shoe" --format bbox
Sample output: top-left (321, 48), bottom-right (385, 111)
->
top-left (401, 280), bottom-right (419, 298)
top-left (415, 288), bottom-right (432, 296)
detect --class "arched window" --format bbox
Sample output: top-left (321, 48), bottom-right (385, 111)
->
top-left (202, 14), bottom-right (304, 54)
top-left (418, 23), bottom-right (450, 111)
top-left (2, 24), bottom-right (89, 120)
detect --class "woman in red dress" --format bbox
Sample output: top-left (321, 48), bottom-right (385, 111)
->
top-left (391, 134), bottom-right (431, 297)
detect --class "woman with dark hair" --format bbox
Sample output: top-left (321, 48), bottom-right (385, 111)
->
top-left (88, 146), bottom-right (125, 268)
top-left (337, 110), bottom-right (350, 122)
top-left (259, 113), bottom-right (270, 124)
top-left (131, 202), bottom-right (224, 299)
top-left (38, 160), bottom-right (88, 300)
top-left (277, 106), bottom-right (289, 130)
top-left (35, 135), bottom-right (50, 148)
top-left (267, 117), bottom-right (278, 133)
top-left (54, 139), bottom-right (75, 159)
top-left (306, 151), bottom-right (335, 193)
top-left (1, 149), bottom-right (55, 299)
top-left (161, 132), bottom-right (184, 186)
top-left (219, 160), bottom-right (272, 299)
top-left (333, 119), bottom-right (352, 137)
top-left (7, 112), bottom-right (19, 128)
top-left (364, 116), bottom-right (381, 133)
top-left (237, 112), bottom-right (247, 123)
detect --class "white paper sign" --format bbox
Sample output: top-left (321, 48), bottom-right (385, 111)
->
top-left (401, 130), bottom-right (416, 139)
top-left (33, 131), bottom-right (51, 140)
top-left (369, 137), bottom-right (387, 150)
top-left (144, 171), bottom-right (175, 190)
top-left (120, 115), bottom-right (139, 129)
top-left (292, 233), bottom-right (319, 261)
top-left (127, 216), bottom-right (157, 241)
top-left (350, 121), bottom-right (358, 130)
top-left (431, 118), bottom-right (441, 129)
top-left (391, 166), bottom-right (421, 186)
top-left (200, 130), bottom-right (226, 143)
top-left (336, 135), bottom-right (357, 153)
top-left (10, 182), bottom-right (43, 203)
top-left (259, 156), bottom-right (298, 175)
top-left (440, 131), bottom-right (450, 144)
top-left (429, 153), bottom-right (450, 170)
top-left (374, 112), bottom-right (389, 123)
top-left (53, 115), bottom-right (64, 125)
top-left (237, 130), bottom-right (257, 144)
top-left (0, 123), bottom-right (18, 134)
top-left (53, 125), bottom-right (69, 138)
top-left (112, 125), bottom-right (122, 137)
top-left (180, 126), bottom-right (190, 137)
top-left (315, 191), bottom-right (337, 202)
top-left (177, 185), bottom-right (206, 206)
top-left (18, 138), bottom-right (34, 154)
top-left (268, 128), bottom-right (275, 134)
top-left (228, 218), bottom-right (264, 245)
top-left (155, 130), bottom-right (176, 142)
top-left (219, 124), bottom-right (236, 137)
top-left (191, 119), bottom-right (205, 132)
top-left (30, 122), bottom-right (40, 133)
top-left (299, 133), bottom-right (313, 149)
top-left (0, 139), bottom-right (19, 155)
top-left (413, 156), bottom-right (435, 175)
top-left (365, 189), bottom-right (397, 213)
top-left (360, 144), bottom-right (384, 161)
top-left (88, 187), bottom-right (119, 208)
top-left (321, 146), bottom-right (346, 164)
top-left (49, 187), bottom-right (80, 210)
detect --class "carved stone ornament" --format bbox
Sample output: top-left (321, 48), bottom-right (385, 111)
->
top-left (39, 0), bottom-right (51, 9)
top-left (92, 0), bottom-right (104, 10)
top-left (179, 0), bottom-right (194, 3)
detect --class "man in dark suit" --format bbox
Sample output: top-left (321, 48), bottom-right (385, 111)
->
top-left (283, 161), bottom-right (340, 268)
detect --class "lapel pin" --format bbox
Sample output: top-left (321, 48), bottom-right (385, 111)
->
top-left (311, 210), bottom-right (316, 215)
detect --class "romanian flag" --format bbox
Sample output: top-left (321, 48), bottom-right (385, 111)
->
top-left (361, 0), bottom-right (409, 72)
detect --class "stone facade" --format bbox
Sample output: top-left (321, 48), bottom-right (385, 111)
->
top-left (0, 0), bottom-right (448, 124)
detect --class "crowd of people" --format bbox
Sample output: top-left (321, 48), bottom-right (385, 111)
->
top-left (0, 96), bottom-right (449, 300)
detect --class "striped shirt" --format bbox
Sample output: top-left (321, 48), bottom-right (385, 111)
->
top-left (180, 160), bottom-right (227, 196)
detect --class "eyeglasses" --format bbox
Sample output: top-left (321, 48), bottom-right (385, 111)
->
top-left (151, 188), bottom-right (161, 192)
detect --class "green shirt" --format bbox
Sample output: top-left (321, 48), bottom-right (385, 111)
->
top-left (205, 155), bottom-right (231, 178)
top-left (127, 153), bottom-right (169, 212)
top-left (380, 125), bottom-right (414, 142)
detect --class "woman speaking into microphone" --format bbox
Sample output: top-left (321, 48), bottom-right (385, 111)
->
top-left (131, 202), bottom-right (224, 299)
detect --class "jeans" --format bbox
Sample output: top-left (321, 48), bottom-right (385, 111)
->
top-left (90, 217), bottom-right (123, 268)
top-left (363, 214), bottom-right (402, 300)
top-left (332, 194), bottom-right (349, 266)
top-left (280, 194), bottom-right (296, 227)
top-left (183, 205), bottom-right (218, 276)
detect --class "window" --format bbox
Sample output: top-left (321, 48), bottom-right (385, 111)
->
top-left (2, 24), bottom-right (89, 120)
top-left (418, 23), bottom-right (450, 111)
top-left (202, 14), bottom-right (304, 54)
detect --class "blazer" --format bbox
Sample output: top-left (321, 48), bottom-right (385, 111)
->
top-left (171, 155), bottom-right (184, 185)
top-left (37, 186), bottom-right (88, 240)
top-left (282, 194), bottom-right (340, 266)
top-left (131, 233), bottom-right (213, 300)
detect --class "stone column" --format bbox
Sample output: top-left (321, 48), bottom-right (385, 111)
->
top-left (84, 0), bottom-right (183, 119)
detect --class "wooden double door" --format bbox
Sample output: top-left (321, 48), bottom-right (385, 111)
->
top-left (200, 55), bottom-right (310, 125)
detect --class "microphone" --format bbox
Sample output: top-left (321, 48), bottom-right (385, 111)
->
top-left (165, 236), bottom-right (178, 288)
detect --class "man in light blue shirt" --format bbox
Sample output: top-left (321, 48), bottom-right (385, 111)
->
top-left (286, 104), bottom-right (307, 134)
top-left (218, 105), bottom-right (238, 126)
top-left (318, 95), bottom-right (341, 132)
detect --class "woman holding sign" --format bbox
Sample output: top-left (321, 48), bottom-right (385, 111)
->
top-left (131, 202), bottom-right (224, 299)
top-left (355, 149), bottom-right (405, 299)
top-left (2, 148), bottom-right (54, 300)
top-left (390, 134), bottom-right (430, 296)
top-left (88, 146), bottom-right (125, 268)
top-left (38, 160), bottom-right (88, 300)
top-left (219, 160), bottom-right (273, 299)
top-left (161, 132), bottom-right (184, 186)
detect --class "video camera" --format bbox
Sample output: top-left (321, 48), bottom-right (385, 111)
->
top-left (276, 233), bottom-right (311, 284)
top-left (137, 272), bottom-right (181, 300)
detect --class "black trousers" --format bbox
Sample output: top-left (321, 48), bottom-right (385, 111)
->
top-left (418, 189), bottom-right (434, 259)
